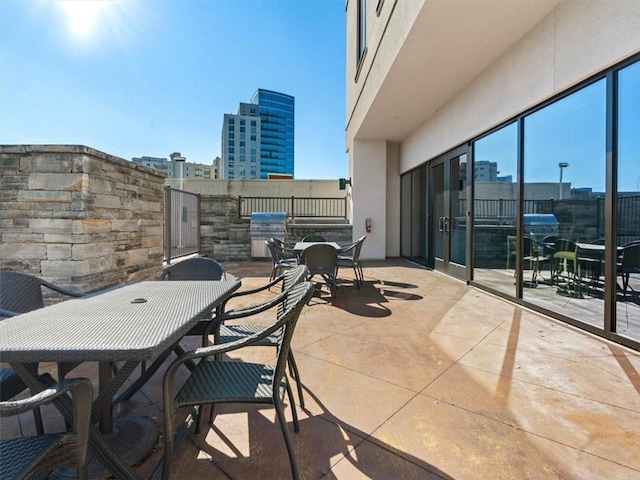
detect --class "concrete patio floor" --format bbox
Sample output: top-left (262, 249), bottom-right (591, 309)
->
top-left (3, 259), bottom-right (640, 479)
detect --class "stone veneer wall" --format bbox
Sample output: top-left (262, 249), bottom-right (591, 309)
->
top-left (0, 145), bottom-right (165, 293)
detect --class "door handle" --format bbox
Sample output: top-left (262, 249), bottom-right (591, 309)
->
top-left (443, 217), bottom-right (449, 233)
top-left (438, 217), bottom-right (445, 232)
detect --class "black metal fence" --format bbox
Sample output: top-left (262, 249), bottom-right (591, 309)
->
top-left (164, 186), bottom-right (200, 262)
top-left (470, 194), bottom-right (640, 244)
top-left (238, 196), bottom-right (348, 220)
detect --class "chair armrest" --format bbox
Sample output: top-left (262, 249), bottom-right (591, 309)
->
top-left (225, 273), bottom-right (284, 299)
top-left (0, 377), bottom-right (92, 418)
top-left (40, 279), bottom-right (84, 298)
top-left (0, 307), bottom-right (19, 318)
top-left (202, 287), bottom-right (289, 344)
top-left (168, 314), bottom-right (289, 387)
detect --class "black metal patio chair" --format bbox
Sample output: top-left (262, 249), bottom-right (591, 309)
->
top-left (301, 243), bottom-right (338, 297)
top-left (204, 264), bottom-right (310, 408)
top-left (161, 282), bottom-right (315, 480)
top-left (0, 270), bottom-right (84, 434)
top-left (336, 235), bottom-right (366, 288)
top-left (619, 241), bottom-right (640, 296)
top-left (266, 238), bottom-right (299, 280)
top-left (0, 378), bottom-right (93, 480)
top-left (159, 256), bottom-right (226, 281)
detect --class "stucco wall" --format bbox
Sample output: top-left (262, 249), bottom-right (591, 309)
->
top-left (400, 1), bottom-right (640, 172)
top-left (0, 145), bottom-right (165, 292)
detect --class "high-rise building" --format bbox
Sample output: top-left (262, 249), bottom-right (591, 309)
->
top-left (250, 89), bottom-right (294, 179)
top-left (221, 89), bottom-right (294, 179)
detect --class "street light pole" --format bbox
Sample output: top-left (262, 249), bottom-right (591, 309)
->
top-left (558, 162), bottom-right (569, 200)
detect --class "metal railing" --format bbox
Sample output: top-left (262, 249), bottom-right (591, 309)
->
top-left (164, 186), bottom-right (200, 262)
top-left (238, 196), bottom-right (348, 220)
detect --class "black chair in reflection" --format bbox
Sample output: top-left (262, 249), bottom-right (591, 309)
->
top-left (522, 236), bottom-right (549, 286)
top-left (618, 241), bottom-right (640, 296)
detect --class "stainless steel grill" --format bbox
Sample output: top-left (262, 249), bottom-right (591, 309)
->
top-left (250, 212), bottom-right (287, 258)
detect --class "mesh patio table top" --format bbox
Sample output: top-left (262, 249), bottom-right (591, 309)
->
top-left (0, 280), bottom-right (241, 364)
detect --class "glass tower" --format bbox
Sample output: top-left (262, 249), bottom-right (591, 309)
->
top-left (250, 89), bottom-right (295, 179)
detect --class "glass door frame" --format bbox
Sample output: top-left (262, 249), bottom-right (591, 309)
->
top-left (429, 144), bottom-right (471, 281)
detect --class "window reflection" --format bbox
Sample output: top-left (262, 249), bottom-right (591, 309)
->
top-left (523, 80), bottom-right (606, 325)
top-left (472, 122), bottom-right (518, 295)
top-left (616, 61), bottom-right (640, 341)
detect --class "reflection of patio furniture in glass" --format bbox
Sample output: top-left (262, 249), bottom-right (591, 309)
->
top-left (336, 235), bottom-right (366, 288)
top-left (618, 241), bottom-right (640, 296)
top-left (550, 239), bottom-right (580, 295)
top-left (0, 378), bottom-right (93, 480)
top-left (161, 282), bottom-right (315, 480)
top-left (300, 243), bottom-right (339, 297)
top-left (523, 236), bottom-right (550, 286)
top-left (506, 235), bottom-right (517, 269)
top-left (576, 242), bottom-right (606, 289)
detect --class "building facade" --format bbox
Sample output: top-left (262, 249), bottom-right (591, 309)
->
top-left (132, 153), bottom-right (213, 179)
top-left (345, 0), bottom-right (640, 350)
top-left (221, 90), bottom-right (294, 180)
top-left (220, 103), bottom-right (261, 179)
top-left (250, 89), bottom-right (295, 179)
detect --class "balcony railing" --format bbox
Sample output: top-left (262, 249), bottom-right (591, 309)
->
top-left (238, 196), bottom-right (348, 220)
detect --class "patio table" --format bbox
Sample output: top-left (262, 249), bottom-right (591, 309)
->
top-left (293, 241), bottom-right (340, 253)
top-left (0, 280), bottom-right (240, 480)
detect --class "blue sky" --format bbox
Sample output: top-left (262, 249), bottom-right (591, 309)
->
top-left (0, 0), bottom-right (348, 179)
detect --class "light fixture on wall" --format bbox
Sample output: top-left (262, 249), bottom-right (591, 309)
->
top-left (339, 177), bottom-right (352, 190)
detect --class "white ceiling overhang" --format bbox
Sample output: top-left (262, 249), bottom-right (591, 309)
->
top-left (355, 0), bottom-right (563, 141)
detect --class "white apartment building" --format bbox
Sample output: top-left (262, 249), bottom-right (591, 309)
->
top-left (221, 103), bottom-right (261, 179)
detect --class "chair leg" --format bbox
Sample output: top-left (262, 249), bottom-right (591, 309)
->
top-left (285, 382), bottom-right (299, 433)
top-left (275, 398), bottom-right (300, 480)
top-left (287, 352), bottom-right (304, 409)
top-left (352, 266), bottom-right (360, 289)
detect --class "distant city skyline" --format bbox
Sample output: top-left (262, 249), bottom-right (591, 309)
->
top-left (0, 1), bottom-right (347, 179)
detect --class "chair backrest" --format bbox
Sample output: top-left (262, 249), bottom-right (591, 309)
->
top-left (280, 265), bottom-right (309, 293)
top-left (272, 282), bottom-right (315, 386)
top-left (277, 265), bottom-right (310, 317)
top-left (302, 243), bottom-right (337, 276)
top-left (266, 239), bottom-right (284, 264)
top-left (523, 236), bottom-right (541, 257)
top-left (621, 242), bottom-right (640, 272)
top-left (0, 270), bottom-right (47, 314)
top-left (351, 235), bottom-right (366, 262)
top-left (302, 234), bottom-right (326, 242)
top-left (159, 257), bottom-right (225, 281)
top-left (552, 238), bottom-right (577, 254)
